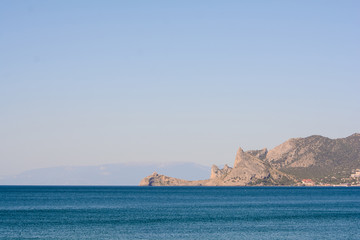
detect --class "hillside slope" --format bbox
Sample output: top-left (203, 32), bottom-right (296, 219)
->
top-left (266, 133), bottom-right (360, 183)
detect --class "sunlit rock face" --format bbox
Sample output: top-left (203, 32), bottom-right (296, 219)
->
top-left (140, 148), bottom-right (294, 186)
top-left (140, 133), bottom-right (360, 186)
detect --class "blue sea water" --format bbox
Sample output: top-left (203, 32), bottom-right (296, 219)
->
top-left (0, 186), bottom-right (359, 239)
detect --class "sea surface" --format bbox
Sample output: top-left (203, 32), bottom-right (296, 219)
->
top-left (0, 186), bottom-right (359, 239)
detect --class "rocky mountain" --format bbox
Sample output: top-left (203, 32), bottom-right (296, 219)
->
top-left (140, 148), bottom-right (296, 186)
top-left (267, 133), bottom-right (360, 183)
top-left (140, 133), bottom-right (360, 186)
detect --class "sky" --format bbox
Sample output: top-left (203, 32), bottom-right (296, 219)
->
top-left (1, 0), bottom-right (359, 177)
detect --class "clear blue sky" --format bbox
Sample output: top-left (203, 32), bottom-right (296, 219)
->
top-left (1, 0), bottom-right (359, 177)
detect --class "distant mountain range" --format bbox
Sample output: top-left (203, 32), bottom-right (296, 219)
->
top-left (140, 133), bottom-right (360, 186)
top-left (0, 162), bottom-right (210, 185)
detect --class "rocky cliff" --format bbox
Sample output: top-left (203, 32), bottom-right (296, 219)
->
top-left (140, 133), bottom-right (360, 186)
top-left (140, 147), bottom-right (296, 186)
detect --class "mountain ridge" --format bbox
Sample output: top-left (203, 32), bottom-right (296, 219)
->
top-left (140, 133), bottom-right (360, 186)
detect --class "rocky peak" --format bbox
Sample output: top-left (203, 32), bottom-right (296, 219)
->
top-left (211, 164), bottom-right (232, 179)
top-left (233, 147), bottom-right (266, 170)
top-left (234, 147), bottom-right (245, 168)
top-left (210, 165), bottom-right (220, 179)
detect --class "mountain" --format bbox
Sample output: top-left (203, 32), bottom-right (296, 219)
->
top-left (0, 162), bottom-right (210, 185)
top-left (140, 148), bottom-right (296, 186)
top-left (267, 133), bottom-right (360, 183)
top-left (3, 133), bottom-right (358, 186)
top-left (140, 133), bottom-right (360, 186)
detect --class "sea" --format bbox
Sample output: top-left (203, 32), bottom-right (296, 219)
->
top-left (0, 186), bottom-right (359, 240)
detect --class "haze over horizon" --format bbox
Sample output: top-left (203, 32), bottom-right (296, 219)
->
top-left (1, 1), bottom-right (359, 178)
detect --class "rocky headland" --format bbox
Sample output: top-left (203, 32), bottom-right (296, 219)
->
top-left (140, 133), bottom-right (360, 186)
